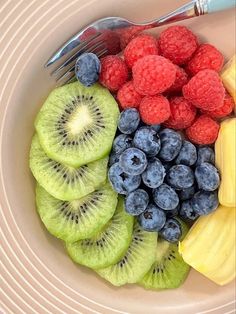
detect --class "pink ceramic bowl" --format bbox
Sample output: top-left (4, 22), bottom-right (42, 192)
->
top-left (0, 0), bottom-right (235, 313)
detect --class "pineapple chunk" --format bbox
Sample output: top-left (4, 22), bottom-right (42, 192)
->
top-left (215, 118), bottom-right (236, 207)
top-left (179, 205), bottom-right (236, 286)
top-left (221, 54), bottom-right (236, 113)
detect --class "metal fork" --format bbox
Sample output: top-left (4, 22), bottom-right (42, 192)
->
top-left (45, 0), bottom-right (235, 85)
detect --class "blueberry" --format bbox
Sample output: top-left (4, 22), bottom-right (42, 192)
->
top-left (138, 204), bottom-right (166, 232)
top-left (75, 53), bottom-right (100, 86)
top-left (166, 165), bottom-right (194, 190)
top-left (142, 158), bottom-right (166, 188)
top-left (179, 185), bottom-right (196, 201)
top-left (153, 183), bottom-right (179, 210)
top-left (133, 127), bottom-right (161, 157)
top-left (112, 134), bottom-right (133, 155)
top-left (125, 189), bottom-right (149, 216)
top-left (195, 162), bottom-right (220, 191)
top-left (108, 163), bottom-right (141, 194)
top-left (158, 129), bottom-right (182, 161)
top-left (175, 140), bottom-right (197, 166)
top-left (159, 218), bottom-right (182, 243)
top-left (179, 200), bottom-right (199, 221)
top-left (119, 148), bottom-right (147, 175)
top-left (191, 191), bottom-right (219, 215)
top-left (108, 151), bottom-right (120, 166)
top-left (118, 109), bottom-right (140, 134)
top-left (150, 124), bottom-right (161, 132)
top-left (196, 146), bottom-right (215, 166)
top-left (165, 204), bottom-right (180, 218)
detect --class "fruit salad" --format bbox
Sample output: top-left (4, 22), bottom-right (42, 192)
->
top-left (30, 25), bottom-right (236, 289)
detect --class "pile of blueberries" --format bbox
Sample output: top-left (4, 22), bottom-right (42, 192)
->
top-left (108, 108), bottom-right (220, 243)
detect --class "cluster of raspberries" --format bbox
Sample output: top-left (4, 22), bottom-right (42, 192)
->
top-left (98, 25), bottom-right (234, 145)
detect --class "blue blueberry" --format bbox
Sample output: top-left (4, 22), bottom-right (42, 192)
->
top-left (195, 162), bottom-right (220, 191)
top-left (158, 129), bottom-right (182, 161)
top-left (133, 127), bottom-right (161, 157)
top-left (151, 124), bottom-right (161, 132)
top-left (125, 189), bottom-right (149, 216)
top-left (138, 204), bottom-right (166, 232)
top-left (119, 148), bottom-right (147, 175)
top-left (118, 109), bottom-right (140, 134)
top-left (108, 151), bottom-right (120, 167)
top-left (75, 53), bottom-right (100, 86)
top-left (165, 204), bottom-right (180, 218)
top-left (191, 191), bottom-right (219, 215)
top-left (108, 162), bottom-right (141, 195)
top-left (166, 165), bottom-right (194, 190)
top-left (142, 158), bottom-right (166, 188)
top-left (196, 146), bottom-right (215, 166)
top-left (179, 185), bottom-right (196, 201)
top-left (159, 218), bottom-right (182, 243)
top-left (112, 134), bottom-right (133, 155)
top-left (179, 200), bottom-right (199, 221)
top-left (175, 140), bottom-right (197, 166)
top-left (153, 183), bottom-right (179, 210)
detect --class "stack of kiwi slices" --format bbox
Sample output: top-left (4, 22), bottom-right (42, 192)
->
top-left (30, 81), bottom-right (190, 290)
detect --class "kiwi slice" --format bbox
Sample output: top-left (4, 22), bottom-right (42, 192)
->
top-left (96, 220), bottom-right (157, 286)
top-left (30, 134), bottom-right (108, 201)
top-left (36, 182), bottom-right (118, 243)
top-left (138, 220), bottom-right (190, 290)
top-left (66, 197), bottom-right (134, 269)
top-left (35, 82), bottom-right (119, 167)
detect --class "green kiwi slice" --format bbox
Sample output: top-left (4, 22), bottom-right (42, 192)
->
top-left (30, 134), bottom-right (108, 201)
top-left (138, 220), bottom-right (190, 290)
top-left (35, 82), bottom-right (119, 167)
top-left (36, 182), bottom-right (118, 243)
top-left (96, 220), bottom-right (157, 286)
top-left (66, 197), bottom-right (134, 269)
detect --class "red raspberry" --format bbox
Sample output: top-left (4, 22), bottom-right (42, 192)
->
top-left (158, 26), bottom-right (198, 65)
top-left (164, 97), bottom-right (197, 130)
top-left (117, 81), bottom-right (142, 109)
top-left (124, 34), bottom-right (159, 68)
top-left (99, 55), bottom-right (128, 91)
top-left (167, 66), bottom-right (189, 93)
top-left (132, 55), bottom-right (176, 95)
top-left (139, 95), bottom-right (170, 124)
top-left (182, 69), bottom-right (225, 111)
top-left (187, 43), bottom-right (224, 76)
top-left (202, 93), bottom-right (234, 119)
top-left (186, 115), bottom-right (220, 145)
top-left (116, 26), bottom-right (151, 50)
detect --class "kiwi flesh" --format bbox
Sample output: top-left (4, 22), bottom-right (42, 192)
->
top-left (66, 197), bottom-right (134, 269)
top-left (96, 220), bottom-right (157, 286)
top-left (138, 220), bottom-right (190, 290)
top-left (35, 82), bottom-right (119, 167)
top-left (30, 134), bottom-right (108, 201)
top-left (36, 182), bottom-right (118, 243)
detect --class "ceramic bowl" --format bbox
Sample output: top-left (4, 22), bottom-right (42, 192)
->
top-left (0, 0), bottom-right (235, 312)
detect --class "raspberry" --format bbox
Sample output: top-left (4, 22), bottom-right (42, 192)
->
top-left (183, 69), bottom-right (225, 111)
top-left (132, 55), bottom-right (176, 95)
top-left (167, 66), bottom-right (189, 93)
top-left (164, 97), bottom-right (197, 129)
top-left (117, 81), bottom-right (142, 109)
top-left (116, 26), bottom-right (152, 49)
top-left (187, 43), bottom-right (224, 76)
top-left (99, 55), bottom-right (128, 91)
top-left (186, 115), bottom-right (220, 145)
top-left (202, 93), bottom-right (234, 119)
top-left (124, 34), bottom-right (159, 68)
top-left (139, 95), bottom-right (170, 124)
top-left (158, 26), bottom-right (198, 65)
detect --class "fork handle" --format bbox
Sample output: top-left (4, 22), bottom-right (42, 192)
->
top-left (152, 0), bottom-right (235, 27)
